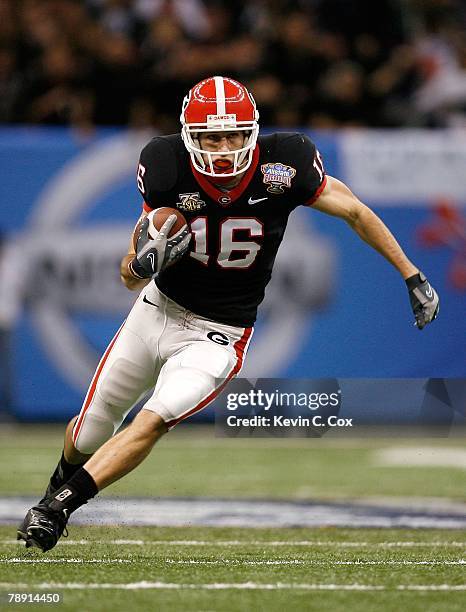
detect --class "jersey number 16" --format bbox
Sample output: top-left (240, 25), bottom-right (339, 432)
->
top-left (190, 217), bottom-right (264, 269)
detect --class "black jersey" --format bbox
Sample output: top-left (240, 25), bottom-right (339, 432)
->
top-left (137, 132), bottom-right (326, 327)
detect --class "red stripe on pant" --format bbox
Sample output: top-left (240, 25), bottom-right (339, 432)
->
top-left (72, 322), bottom-right (125, 445)
top-left (165, 326), bottom-right (253, 429)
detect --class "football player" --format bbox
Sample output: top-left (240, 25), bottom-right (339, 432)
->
top-left (17, 76), bottom-right (439, 551)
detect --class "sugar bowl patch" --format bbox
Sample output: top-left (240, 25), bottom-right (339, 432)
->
top-left (261, 163), bottom-right (296, 194)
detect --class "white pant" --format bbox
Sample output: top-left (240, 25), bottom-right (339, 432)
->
top-left (72, 283), bottom-right (253, 453)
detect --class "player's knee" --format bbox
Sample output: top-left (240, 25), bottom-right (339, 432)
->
top-left (73, 413), bottom-right (116, 454)
top-left (67, 415), bottom-right (79, 430)
top-left (151, 367), bottom-right (226, 424)
top-left (65, 415), bottom-right (79, 443)
top-left (179, 343), bottom-right (235, 378)
top-left (97, 358), bottom-right (149, 409)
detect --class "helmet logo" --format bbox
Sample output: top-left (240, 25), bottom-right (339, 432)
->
top-left (207, 114), bottom-right (236, 127)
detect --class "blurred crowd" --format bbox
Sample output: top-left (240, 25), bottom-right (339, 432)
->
top-left (1, 0), bottom-right (466, 131)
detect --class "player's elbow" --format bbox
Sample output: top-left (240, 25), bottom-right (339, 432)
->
top-left (120, 254), bottom-right (146, 291)
top-left (345, 195), bottom-right (365, 227)
top-left (120, 274), bottom-right (139, 291)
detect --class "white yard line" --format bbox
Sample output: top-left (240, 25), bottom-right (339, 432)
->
top-left (398, 585), bottom-right (466, 591)
top-left (2, 557), bottom-right (464, 566)
top-left (165, 559), bottom-right (465, 566)
top-left (0, 581), bottom-right (465, 591)
top-left (333, 560), bottom-right (466, 565)
top-left (2, 539), bottom-right (466, 547)
top-left (165, 560), bottom-right (306, 565)
top-left (373, 447), bottom-right (466, 470)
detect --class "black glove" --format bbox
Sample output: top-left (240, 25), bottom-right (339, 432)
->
top-left (406, 272), bottom-right (439, 330)
top-left (130, 214), bottom-right (191, 279)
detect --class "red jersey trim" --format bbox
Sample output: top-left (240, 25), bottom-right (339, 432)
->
top-left (190, 145), bottom-right (260, 205)
top-left (143, 201), bottom-right (152, 212)
top-left (304, 175), bottom-right (328, 206)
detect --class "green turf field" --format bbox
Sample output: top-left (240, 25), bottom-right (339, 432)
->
top-left (0, 425), bottom-right (465, 611)
top-left (1, 425), bottom-right (465, 500)
top-left (1, 527), bottom-right (465, 611)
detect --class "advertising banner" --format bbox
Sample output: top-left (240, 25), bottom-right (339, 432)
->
top-left (0, 128), bottom-right (464, 421)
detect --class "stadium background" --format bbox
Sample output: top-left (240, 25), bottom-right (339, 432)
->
top-left (0, 126), bottom-right (465, 423)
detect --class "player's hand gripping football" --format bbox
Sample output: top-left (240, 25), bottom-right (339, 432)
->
top-left (405, 271), bottom-right (439, 330)
top-left (131, 214), bottom-right (191, 278)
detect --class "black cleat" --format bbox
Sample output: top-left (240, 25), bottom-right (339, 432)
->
top-left (17, 505), bottom-right (68, 552)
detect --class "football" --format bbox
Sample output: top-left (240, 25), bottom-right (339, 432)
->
top-left (133, 207), bottom-right (188, 250)
top-left (147, 207), bottom-right (187, 239)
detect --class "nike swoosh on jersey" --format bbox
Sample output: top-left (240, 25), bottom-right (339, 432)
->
top-left (248, 196), bottom-right (268, 205)
top-left (143, 295), bottom-right (159, 308)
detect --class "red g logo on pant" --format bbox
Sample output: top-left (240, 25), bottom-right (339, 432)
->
top-left (207, 331), bottom-right (230, 346)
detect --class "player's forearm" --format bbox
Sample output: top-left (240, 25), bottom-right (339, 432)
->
top-left (120, 254), bottom-right (151, 291)
top-left (349, 204), bottom-right (418, 279)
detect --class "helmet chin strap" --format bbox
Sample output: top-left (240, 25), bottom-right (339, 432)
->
top-left (204, 172), bottom-right (242, 187)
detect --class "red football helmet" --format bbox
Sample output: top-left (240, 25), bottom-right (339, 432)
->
top-left (180, 76), bottom-right (259, 177)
